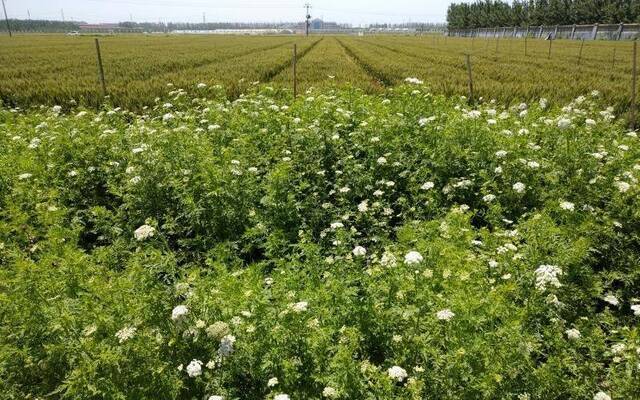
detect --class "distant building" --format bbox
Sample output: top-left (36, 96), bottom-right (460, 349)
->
top-left (311, 19), bottom-right (323, 30)
top-left (79, 23), bottom-right (143, 33)
top-left (173, 29), bottom-right (294, 35)
top-left (294, 19), bottom-right (350, 33)
top-left (79, 23), bottom-right (119, 30)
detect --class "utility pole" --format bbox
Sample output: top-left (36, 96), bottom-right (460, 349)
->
top-left (61, 8), bottom-right (65, 22)
top-left (2, 0), bottom-right (11, 37)
top-left (27, 8), bottom-right (30, 20)
top-left (304, 3), bottom-right (311, 36)
top-left (203, 12), bottom-right (205, 24)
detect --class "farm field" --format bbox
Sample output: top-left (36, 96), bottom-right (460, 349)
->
top-left (2, 31), bottom-right (640, 400)
top-left (0, 34), bottom-right (638, 111)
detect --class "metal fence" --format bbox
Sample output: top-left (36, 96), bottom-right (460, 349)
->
top-left (448, 23), bottom-right (640, 40)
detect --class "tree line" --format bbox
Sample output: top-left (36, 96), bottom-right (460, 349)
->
top-left (447, 0), bottom-right (640, 29)
top-left (117, 22), bottom-right (304, 31)
top-left (0, 20), bottom-right (296, 32)
top-left (0, 20), bottom-right (353, 33)
top-left (0, 19), bottom-right (82, 32)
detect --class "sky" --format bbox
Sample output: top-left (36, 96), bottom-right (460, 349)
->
top-left (5, 0), bottom-right (452, 25)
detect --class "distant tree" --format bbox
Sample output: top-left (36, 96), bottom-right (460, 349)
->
top-left (0, 19), bottom-right (81, 32)
top-left (511, 1), bottom-right (530, 26)
top-left (447, 0), bottom-right (640, 28)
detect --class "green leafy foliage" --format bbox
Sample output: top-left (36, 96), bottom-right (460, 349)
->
top-left (0, 85), bottom-right (639, 399)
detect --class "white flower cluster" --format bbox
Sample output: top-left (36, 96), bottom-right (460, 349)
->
top-left (115, 326), bottom-right (136, 343)
top-left (322, 386), bottom-right (338, 398)
top-left (404, 77), bottom-right (423, 85)
top-left (559, 201), bottom-right (575, 211)
top-left (614, 181), bottom-right (631, 193)
top-left (436, 309), bottom-right (455, 321)
top-left (463, 109), bottom-right (482, 119)
top-left (565, 328), bottom-right (581, 340)
top-left (483, 194), bottom-right (496, 203)
top-left (603, 294), bottom-right (619, 306)
top-left (186, 359), bottom-right (202, 377)
top-left (421, 181), bottom-right (435, 191)
top-left (330, 222), bottom-right (344, 230)
top-left (418, 116), bottom-right (436, 126)
top-left (593, 392), bottom-right (611, 400)
top-left (171, 305), bottom-right (189, 321)
top-left (352, 246), bottom-right (367, 257)
top-left (291, 301), bottom-right (308, 313)
top-left (557, 118), bottom-right (572, 130)
top-left (387, 365), bottom-right (408, 382)
top-left (404, 251), bottom-right (423, 265)
top-left (534, 265), bottom-right (563, 291)
top-left (513, 182), bottom-right (526, 194)
top-left (134, 224), bottom-right (155, 241)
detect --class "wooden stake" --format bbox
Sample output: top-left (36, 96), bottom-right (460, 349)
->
top-left (631, 40), bottom-right (637, 129)
top-left (612, 47), bottom-right (617, 69)
top-left (292, 44), bottom-right (297, 98)
top-left (465, 54), bottom-right (474, 105)
top-left (94, 38), bottom-right (107, 98)
top-left (548, 38), bottom-right (553, 59)
top-left (578, 39), bottom-right (585, 64)
top-left (524, 35), bottom-right (527, 56)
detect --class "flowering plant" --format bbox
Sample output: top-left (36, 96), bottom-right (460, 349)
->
top-left (0, 86), bottom-right (638, 399)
